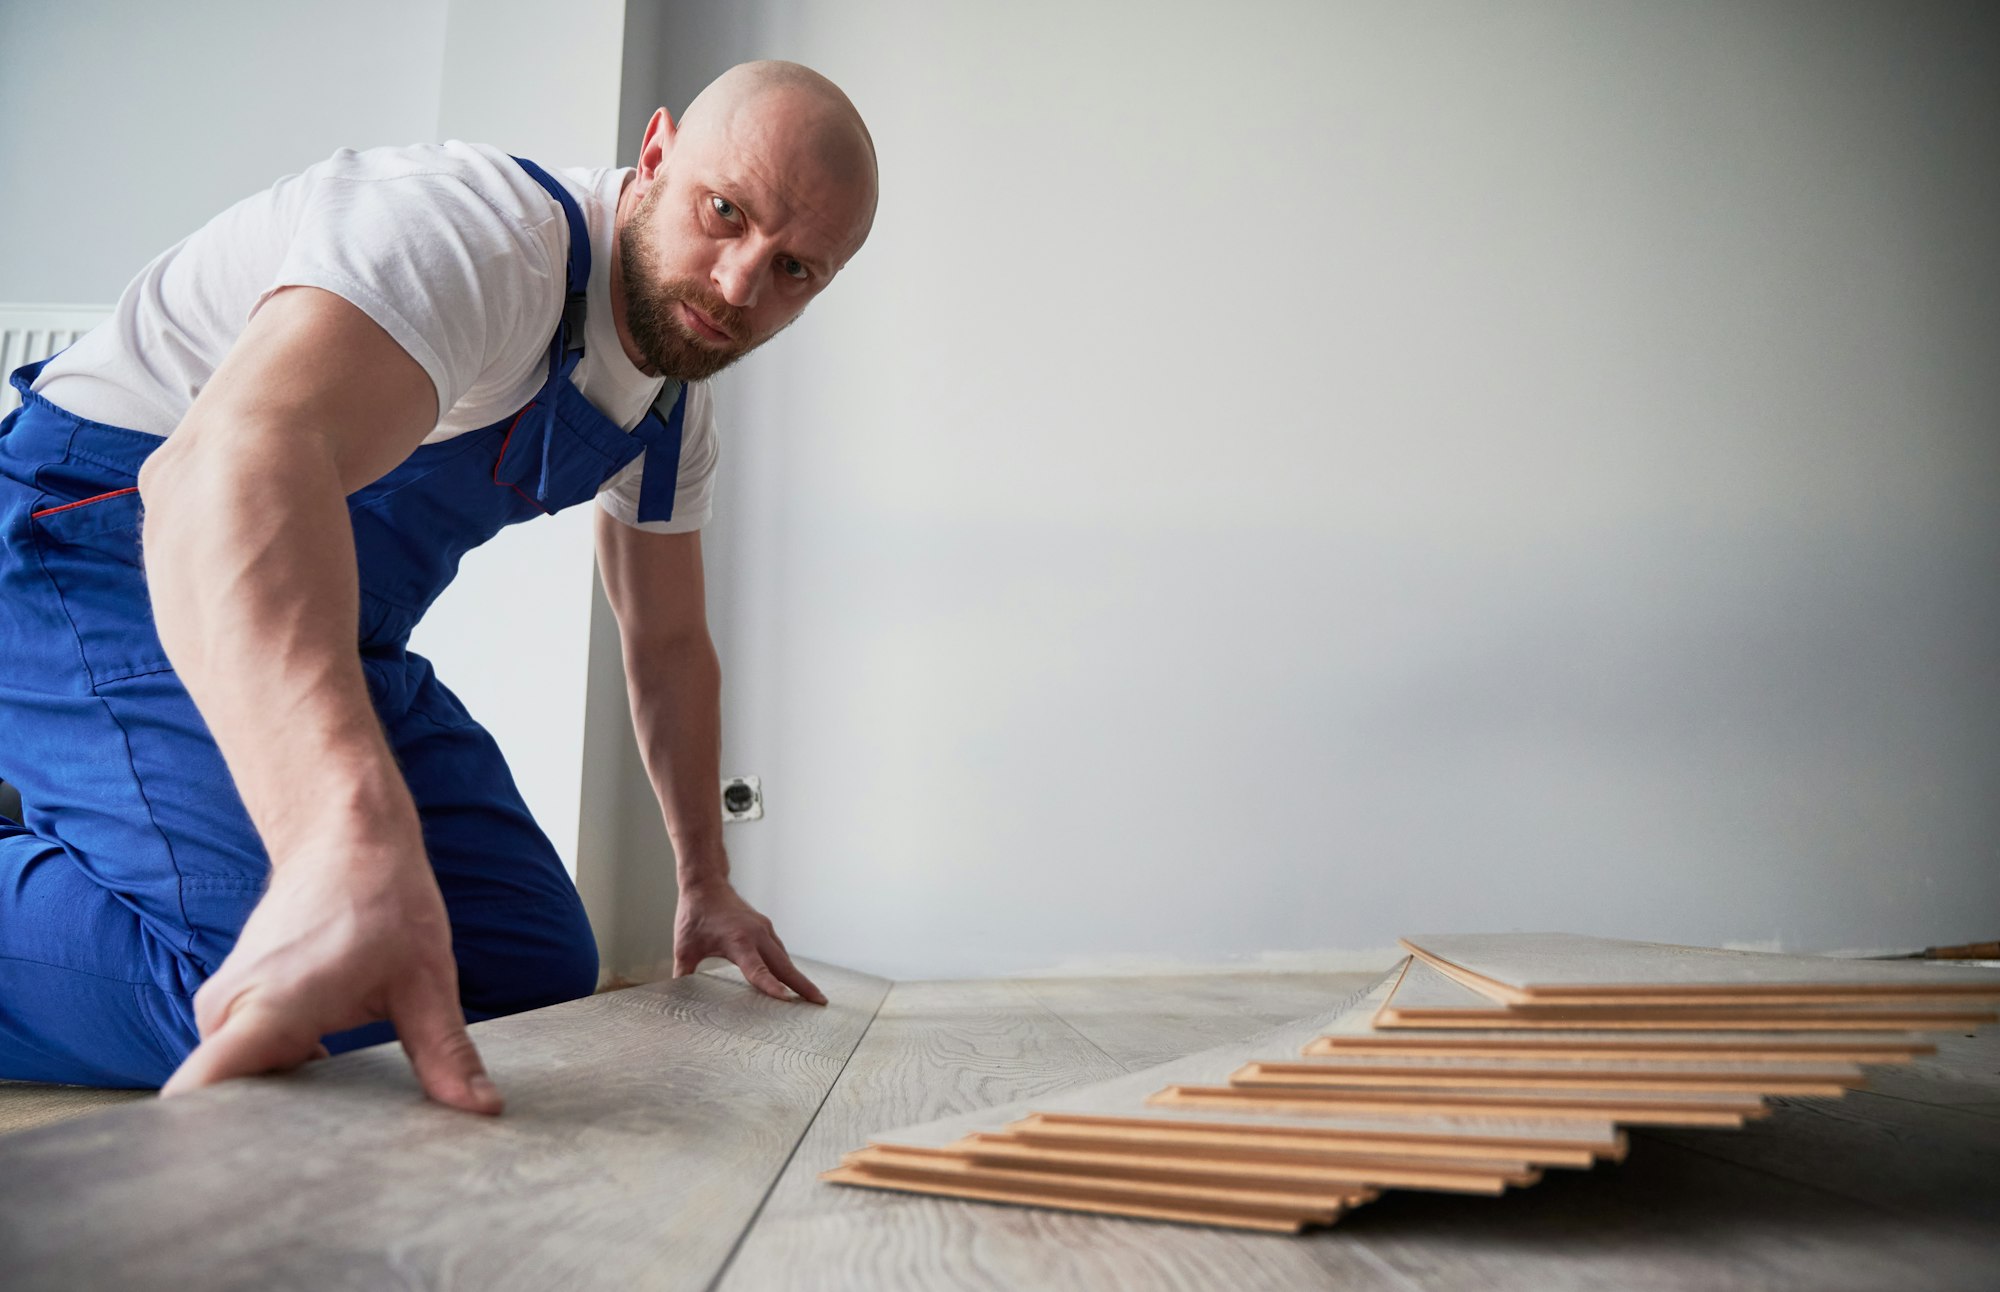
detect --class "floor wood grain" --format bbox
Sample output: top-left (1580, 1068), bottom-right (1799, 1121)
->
top-left (1016, 972), bottom-right (1381, 1070)
top-left (1317, 1133), bottom-right (1998, 1292)
top-left (717, 976), bottom-right (1399, 1292)
top-left (4, 966), bottom-right (1995, 1290)
top-left (0, 960), bottom-right (888, 1292)
top-left (1639, 1089), bottom-right (2000, 1231)
top-left (1848, 1026), bottom-right (2000, 1108)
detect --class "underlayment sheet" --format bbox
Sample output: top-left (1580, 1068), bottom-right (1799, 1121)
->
top-left (871, 967), bottom-right (1619, 1153)
top-left (1402, 933), bottom-right (2000, 1000)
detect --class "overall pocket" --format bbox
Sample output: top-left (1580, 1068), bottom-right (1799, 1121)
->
top-left (32, 487), bottom-right (173, 688)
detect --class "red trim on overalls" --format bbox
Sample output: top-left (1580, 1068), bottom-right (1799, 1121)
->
top-left (493, 403), bottom-right (553, 514)
top-left (30, 487), bottom-right (140, 520)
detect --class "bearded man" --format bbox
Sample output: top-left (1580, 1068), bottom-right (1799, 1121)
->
top-left (0, 60), bottom-right (878, 1114)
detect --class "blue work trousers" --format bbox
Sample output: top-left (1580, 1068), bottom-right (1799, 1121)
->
top-left (0, 394), bottom-right (599, 1087)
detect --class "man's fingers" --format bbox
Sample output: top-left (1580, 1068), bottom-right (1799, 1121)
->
top-left (733, 950), bottom-right (797, 1002)
top-left (763, 941), bottom-right (827, 1005)
top-left (160, 1001), bottom-right (317, 1098)
top-left (392, 976), bottom-right (502, 1116)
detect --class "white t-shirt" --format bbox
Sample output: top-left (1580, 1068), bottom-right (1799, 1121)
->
top-left (32, 141), bottom-right (715, 534)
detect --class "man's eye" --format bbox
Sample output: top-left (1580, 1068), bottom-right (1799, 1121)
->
top-left (781, 257), bottom-right (809, 282)
top-left (710, 196), bottom-right (739, 222)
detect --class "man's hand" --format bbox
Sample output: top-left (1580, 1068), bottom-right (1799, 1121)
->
top-left (673, 882), bottom-right (826, 1004)
top-left (592, 514), bottom-right (820, 1007)
top-left (138, 287), bottom-right (484, 1109)
top-left (160, 842), bottom-right (501, 1114)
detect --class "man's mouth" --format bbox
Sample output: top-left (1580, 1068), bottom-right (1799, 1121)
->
top-left (678, 301), bottom-right (736, 345)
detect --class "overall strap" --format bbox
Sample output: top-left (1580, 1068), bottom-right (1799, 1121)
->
top-left (634, 383), bottom-right (688, 524)
top-left (510, 156), bottom-right (591, 354)
top-left (507, 156), bottom-right (592, 501)
top-left (505, 155), bottom-right (686, 526)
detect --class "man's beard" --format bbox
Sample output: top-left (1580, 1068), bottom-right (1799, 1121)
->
top-left (618, 188), bottom-right (753, 383)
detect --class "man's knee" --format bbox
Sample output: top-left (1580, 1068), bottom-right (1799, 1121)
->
top-left (457, 902), bottom-right (600, 1017)
top-left (536, 917), bottom-right (601, 1006)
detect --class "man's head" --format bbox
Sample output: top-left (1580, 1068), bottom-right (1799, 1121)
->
top-left (614, 61), bottom-right (878, 381)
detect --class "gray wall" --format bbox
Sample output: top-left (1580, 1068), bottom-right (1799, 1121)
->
top-left (6, 2), bottom-right (1995, 982)
top-left (627, 0), bottom-right (2000, 977)
top-left (0, 0), bottom-right (450, 301)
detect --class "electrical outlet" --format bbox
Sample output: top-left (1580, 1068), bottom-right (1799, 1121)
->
top-left (721, 775), bottom-right (763, 822)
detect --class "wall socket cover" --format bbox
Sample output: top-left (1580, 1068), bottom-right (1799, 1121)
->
top-left (721, 775), bottom-right (763, 822)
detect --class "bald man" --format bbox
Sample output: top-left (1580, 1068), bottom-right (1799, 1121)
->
top-left (0, 62), bottom-right (879, 1112)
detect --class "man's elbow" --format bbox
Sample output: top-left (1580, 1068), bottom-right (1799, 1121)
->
top-left (135, 433), bottom-right (188, 509)
top-left (626, 624), bottom-right (719, 672)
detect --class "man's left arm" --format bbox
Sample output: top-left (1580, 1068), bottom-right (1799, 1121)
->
top-left (592, 507), bottom-right (826, 1004)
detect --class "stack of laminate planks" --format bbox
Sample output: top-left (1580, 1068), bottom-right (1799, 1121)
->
top-left (823, 933), bottom-right (2000, 1233)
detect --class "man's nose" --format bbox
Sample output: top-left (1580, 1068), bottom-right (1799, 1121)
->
top-left (712, 244), bottom-right (762, 310)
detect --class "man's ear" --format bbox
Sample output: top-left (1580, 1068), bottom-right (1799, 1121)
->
top-left (636, 107), bottom-right (677, 180)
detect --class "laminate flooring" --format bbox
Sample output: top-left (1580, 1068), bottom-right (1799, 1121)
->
top-left (4, 966), bottom-right (1996, 1290)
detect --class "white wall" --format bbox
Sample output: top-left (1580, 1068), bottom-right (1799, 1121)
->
top-left (632, 0), bottom-right (1999, 978)
top-left (416, 0), bottom-right (630, 883)
top-left (571, 0), bottom-right (749, 979)
top-left (9, 2), bottom-right (1996, 985)
top-left (0, 0), bottom-right (450, 302)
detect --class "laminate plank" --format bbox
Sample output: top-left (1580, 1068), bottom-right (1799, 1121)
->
top-left (0, 959), bottom-right (888, 1292)
top-left (1402, 933), bottom-right (2000, 1003)
top-left (1236, 1057), bottom-right (1863, 1096)
top-left (1381, 957), bottom-right (1997, 1031)
top-left (841, 1145), bottom-right (1365, 1221)
top-left (745, 971), bottom-right (1999, 1290)
top-left (1314, 970), bottom-right (1934, 1059)
top-left (804, 968), bottom-right (1992, 1289)
top-left (820, 1164), bottom-right (1318, 1234)
top-left (1007, 1113), bottom-right (1616, 1168)
top-left (1264, 1052), bottom-right (1869, 1077)
top-left (944, 1136), bottom-right (1529, 1194)
top-left (1308, 1028), bottom-right (1932, 1063)
top-left (867, 973), bottom-right (1625, 1155)
top-left (718, 977), bottom-right (1414, 1291)
top-left (1154, 1084), bottom-right (1765, 1128)
top-left (609, 961), bottom-right (887, 1061)
top-left (16, 962), bottom-right (1987, 1289)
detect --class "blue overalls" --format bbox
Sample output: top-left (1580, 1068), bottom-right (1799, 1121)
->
top-left (0, 158), bottom-right (686, 1086)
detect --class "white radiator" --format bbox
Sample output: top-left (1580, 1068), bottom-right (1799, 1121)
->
top-left (1, 304), bottom-right (114, 414)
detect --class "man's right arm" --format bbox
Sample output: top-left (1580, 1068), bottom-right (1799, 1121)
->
top-left (140, 285), bottom-right (501, 1114)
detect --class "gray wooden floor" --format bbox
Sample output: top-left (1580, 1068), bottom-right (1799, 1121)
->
top-left (3, 965), bottom-right (1996, 1290)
